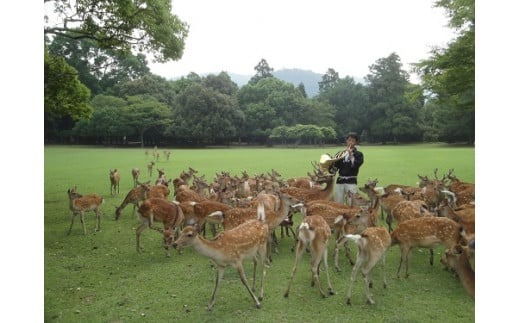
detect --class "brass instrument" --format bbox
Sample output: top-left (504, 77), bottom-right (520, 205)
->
top-left (319, 149), bottom-right (349, 173)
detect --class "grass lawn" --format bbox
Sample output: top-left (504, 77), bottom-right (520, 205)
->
top-left (44, 144), bottom-right (475, 322)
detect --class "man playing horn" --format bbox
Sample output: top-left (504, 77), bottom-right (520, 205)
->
top-left (329, 132), bottom-right (364, 205)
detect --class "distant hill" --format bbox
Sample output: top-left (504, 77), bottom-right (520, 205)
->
top-left (226, 69), bottom-right (365, 97)
top-left (273, 69), bottom-right (322, 97)
top-left (229, 69), bottom-right (323, 97)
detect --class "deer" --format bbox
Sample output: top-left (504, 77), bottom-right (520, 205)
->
top-left (207, 192), bottom-right (299, 261)
top-left (109, 169), bottom-right (120, 195)
top-left (131, 168), bottom-right (140, 187)
top-left (280, 172), bottom-right (335, 202)
top-left (147, 161), bottom-right (155, 178)
top-left (115, 183), bottom-right (151, 220)
top-left (440, 244), bottom-right (475, 298)
top-left (172, 205), bottom-right (270, 310)
top-left (386, 199), bottom-right (433, 232)
top-left (136, 198), bottom-right (185, 257)
top-left (155, 168), bottom-right (171, 186)
top-left (337, 226), bottom-right (391, 305)
top-left (284, 215), bottom-right (335, 298)
top-left (191, 200), bottom-right (233, 237)
top-left (67, 186), bottom-right (104, 235)
top-left (146, 184), bottom-right (170, 199)
top-left (436, 200), bottom-right (475, 235)
top-left (391, 216), bottom-right (463, 278)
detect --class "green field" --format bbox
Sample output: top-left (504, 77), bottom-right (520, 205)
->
top-left (44, 144), bottom-right (475, 322)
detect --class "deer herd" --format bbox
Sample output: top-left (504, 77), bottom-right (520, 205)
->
top-left (66, 152), bottom-right (475, 310)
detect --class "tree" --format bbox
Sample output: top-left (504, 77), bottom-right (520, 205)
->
top-left (365, 53), bottom-right (422, 142)
top-left (72, 95), bottom-right (129, 144)
top-left (48, 35), bottom-right (150, 95)
top-left (317, 76), bottom-right (368, 140)
top-left (108, 74), bottom-right (176, 107)
top-left (44, 48), bottom-right (92, 120)
top-left (413, 0), bottom-right (474, 143)
top-left (167, 83), bottom-right (244, 145)
top-left (249, 58), bottom-right (274, 85)
top-left (203, 72), bottom-right (239, 96)
top-left (44, 0), bottom-right (189, 63)
top-left (318, 68), bottom-right (340, 92)
top-left (123, 95), bottom-right (172, 147)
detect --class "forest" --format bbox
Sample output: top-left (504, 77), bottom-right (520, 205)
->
top-left (44, 0), bottom-right (474, 146)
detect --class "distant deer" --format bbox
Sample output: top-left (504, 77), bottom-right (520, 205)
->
top-left (109, 169), bottom-right (120, 195)
top-left (67, 186), bottom-right (104, 235)
top-left (147, 161), bottom-right (155, 178)
top-left (131, 168), bottom-right (140, 187)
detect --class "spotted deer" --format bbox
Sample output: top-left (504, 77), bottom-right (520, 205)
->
top-left (284, 215), bottom-right (335, 298)
top-left (115, 183), bottom-right (151, 220)
top-left (391, 216), bottom-right (462, 278)
top-left (136, 198), bottom-right (185, 257)
top-left (337, 226), bottom-right (391, 305)
top-left (67, 186), bottom-right (104, 235)
top-left (172, 205), bottom-right (270, 310)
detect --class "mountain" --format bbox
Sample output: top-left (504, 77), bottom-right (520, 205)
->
top-left (273, 69), bottom-right (322, 97)
top-left (228, 69), bottom-right (323, 97)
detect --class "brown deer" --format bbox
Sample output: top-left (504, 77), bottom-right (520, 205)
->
top-left (136, 198), bottom-right (185, 257)
top-left (109, 169), bottom-right (120, 195)
top-left (115, 183), bottom-right (151, 220)
top-left (172, 209), bottom-right (270, 310)
top-left (280, 173), bottom-right (335, 202)
top-left (441, 244), bottom-right (475, 298)
top-left (210, 192), bottom-right (299, 259)
top-left (284, 215), bottom-right (335, 298)
top-left (67, 186), bottom-right (104, 235)
top-left (131, 168), bottom-right (140, 187)
top-left (147, 161), bottom-right (155, 178)
top-left (391, 217), bottom-right (462, 278)
top-left (146, 184), bottom-right (170, 199)
top-left (337, 226), bottom-right (391, 305)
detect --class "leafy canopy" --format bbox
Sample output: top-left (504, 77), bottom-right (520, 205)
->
top-left (45, 0), bottom-right (189, 63)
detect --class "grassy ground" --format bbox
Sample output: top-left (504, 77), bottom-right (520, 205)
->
top-left (44, 144), bottom-right (475, 322)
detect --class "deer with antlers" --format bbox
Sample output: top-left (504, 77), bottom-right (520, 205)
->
top-left (172, 204), bottom-right (270, 310)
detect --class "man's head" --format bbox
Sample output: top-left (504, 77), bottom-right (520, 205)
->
top-left (346, 132), bottom-right (359, 147)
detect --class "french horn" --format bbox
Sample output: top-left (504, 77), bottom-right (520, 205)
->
top-left (319, 149), bottom-right (348, 172)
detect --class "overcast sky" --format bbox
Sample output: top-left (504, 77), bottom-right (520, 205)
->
top-left (148, 0), bottom-right (457, 82)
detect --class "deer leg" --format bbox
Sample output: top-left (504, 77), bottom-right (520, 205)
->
top-left (319, 244), bottom-right (334, 296)
top-left (284, 240), bottom-right (306, 298)
top-left (207, 267), bottom-right (225, 311)
top-left (347, 247), bottom-right (365, 305)
top-left (236, 263), bottom-right (261, 309)
top-left (429, 248), bottom-right (434, 266)
top-left (362, 271), bottom-right (375, 305)
top-left (95, 209), bottom-right (101, 232)
top-left (135, 221), bottom-right (149, 253)
top-left (80, 212), bottom-right (87, 235)
top-left (386, 213), bottom-right (393, 233)
top-left (397, 245), bottom-right (409, 278)
top-left (67, 212), bottom-right (77, 235)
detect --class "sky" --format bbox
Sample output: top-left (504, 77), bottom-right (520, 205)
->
top-left (149, 0), bottom-right (458, 83)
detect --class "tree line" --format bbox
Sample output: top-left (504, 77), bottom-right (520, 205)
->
top-left (44, 0), bottom-right (474, 146)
